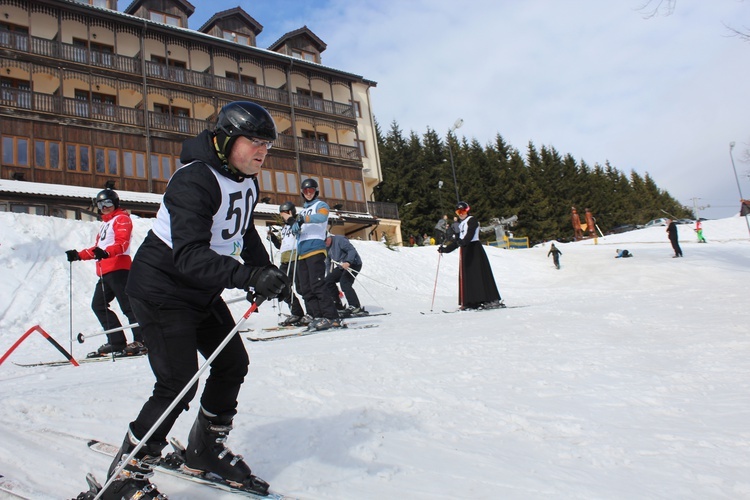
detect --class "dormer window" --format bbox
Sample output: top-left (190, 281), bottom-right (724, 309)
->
top-left (222, 30), bottom-right (251, 46)
top-left (291, 49), bottom-right (316, 62)
top-left (149, 10), bottom-right (181, 27)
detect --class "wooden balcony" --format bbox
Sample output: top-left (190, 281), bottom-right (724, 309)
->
top-left (1, 88), bottom-right (360, 160)
top-left (1, 29), bottom-right (355, 119)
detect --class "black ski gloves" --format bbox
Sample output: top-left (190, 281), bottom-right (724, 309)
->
top-left (245, 266), bottom-right (291, 301)
top-left (285, 214), bottom-right (304, 227)
top-left (92, 247), bottom-right (109, 260)
top-left (65, 249), bottom-right (81, 262)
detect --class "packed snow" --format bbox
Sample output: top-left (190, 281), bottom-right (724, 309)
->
top-left (0, 212), bottom-right (749, 499)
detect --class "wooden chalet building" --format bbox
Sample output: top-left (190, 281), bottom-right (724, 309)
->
top-left (0, 0), bottom-right (401, 242)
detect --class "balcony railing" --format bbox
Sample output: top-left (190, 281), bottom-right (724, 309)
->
top-left (1, 29), bottom-right (355, 119)
top-left (0, 88), bottom-right (360, 160)
top-left (368, 201), bottom-right (399, 220)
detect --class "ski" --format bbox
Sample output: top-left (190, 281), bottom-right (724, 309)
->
top-left (13, 352), bottom-right (147, 368)
top-left (420, 305), bottom-right (527, 315)
top-left (0, 474), bottom-right (36, 499)
top-left (86, 439), bottom-right (297, 499)
top-left (247, 323), bottom-right (379, 342)
top-left (257, 312), bottom-right (389, 333)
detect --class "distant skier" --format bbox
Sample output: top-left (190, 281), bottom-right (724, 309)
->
top-left (547, 243), bottom-right (562, 269)
top-left (695, 219), bottom-right (707, 243)
top-left (666, 219), bottom-right (683, 258)
top-left (615, 249), bottom-right (632, 258)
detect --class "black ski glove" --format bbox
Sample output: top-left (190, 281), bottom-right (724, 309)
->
top-left (65, 249), bottom-right (81, 262)
top-left (285, 214), bottom-right (304, 226)
top-left (92, 247), bottom-right (109, 260)
top-left (245, 266), bottom-right (290, 301)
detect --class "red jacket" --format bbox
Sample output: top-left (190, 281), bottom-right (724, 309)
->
top-left (78, 208), bottom-right (133, 276)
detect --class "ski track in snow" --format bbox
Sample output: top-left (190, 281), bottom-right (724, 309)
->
top-left (1, 212), bottom-right (750, 499)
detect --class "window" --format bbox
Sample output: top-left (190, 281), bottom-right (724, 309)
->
top-left (355, 140), bottom-right (367, 158)
top-left (1, 77), bottom-right (31, 109)
top-left (345, 181), bottom-right (365, 202)
top-left (123, 150), bottom-right (146, 178)
top-left (149, 10), bottom-right (181, 27)
top-left (66, 143), bottom-right (90, 172)
top-left (0, 22), bottom-right (29, 51)
top-left (2, 135), bottom-right (29, 166)
top-left (95, 147), bottom-right (118, 175)
top-left (34, 140), bottom-right (61, 169)
top-left (302, 130), bottom-right (329, 155)
top-left (274, 171), bottom-right (297, 193)
top-left (350, 100), bottom-right (362, 118)
top-left (260, 170), bottom-right (273, 191)
top-left (297, 88), bottom-right (324, 111)
top-left (332, 179), bottom-right (343, 199)
top-left (74, 0), bottom-right (108, 6)
top-left (222, 30), bottom-right (251, 46)
top-left (92, 91), bottom-right (116, 117)
top-left (291, 49), bottom-right (316, 62)
top-left (150, 153), bottom-right (173, 181)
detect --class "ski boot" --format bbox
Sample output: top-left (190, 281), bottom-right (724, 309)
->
top-left (101, 427), bottom-right (167, 499)
top-left (279, 315), bottom-right (301, 327)
top-left (184, 407), bottom-right (269, 495)
top-left (87, 342), bottom-right (126, 358)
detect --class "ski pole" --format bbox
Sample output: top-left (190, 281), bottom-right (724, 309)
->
top-left (76, 296), bottom-right (248, 343)
top-left (69, 261), bottom-right (74, 356)
top-left (330, 259), bottom-right (398, 290)
top-left (266, 231), bottom-right (278, 312)
top-left (95, 297), bottom-right (266, 500)
top-left (430, 253), bottom-right (442, 312)
top-left (337, 264), bottom-right (381, 309)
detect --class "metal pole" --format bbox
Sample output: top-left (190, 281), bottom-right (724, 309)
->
top-left (729, 142), bottom-right (750, 238)
top-left (448, 141), bottom-right (459, 205)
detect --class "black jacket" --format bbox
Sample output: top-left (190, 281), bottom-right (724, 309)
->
top-left (126, 130), bottom-right (271, 308)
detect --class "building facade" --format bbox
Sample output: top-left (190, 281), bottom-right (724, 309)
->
top-left (0, 0), bottom-right (401, 242)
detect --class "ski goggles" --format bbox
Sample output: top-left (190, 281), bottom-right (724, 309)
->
top-left (455, 208), bottom-right (469, 216)
top-left (97, 199), bottom-right (114, 210)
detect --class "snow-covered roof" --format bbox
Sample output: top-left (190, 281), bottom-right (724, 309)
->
top-left (0, 179), bottom-right (379, 222)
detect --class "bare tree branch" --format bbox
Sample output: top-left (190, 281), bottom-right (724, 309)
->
top-left (637, 0), bottom-right (677, 19)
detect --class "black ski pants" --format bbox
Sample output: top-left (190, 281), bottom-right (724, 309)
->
top-left (325, 262), bottom-right (361, 308)
top-left (128, 297), bottom-right (248, 446)
top-left (91, 269), bottom-right (141, 346)
top-left (297, 252), bottom-right (338, 320)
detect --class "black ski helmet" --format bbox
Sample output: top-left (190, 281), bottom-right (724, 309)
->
top-left (300, 178), bottom-right (319, 200)
top-left (456, 201), bottom-right (470, 212)
top-left (279, 201), bottom-right (297, 217)
top-left (94, 189), bottom-right (119, 210)
top-left (214, 101), bottom-right (277, 158)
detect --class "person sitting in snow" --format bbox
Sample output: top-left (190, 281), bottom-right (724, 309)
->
top-left (615, 249), bottom-right (632, 258)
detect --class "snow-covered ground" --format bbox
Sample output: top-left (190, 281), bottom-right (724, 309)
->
top-left (0, 212), bottom-right (749, 499)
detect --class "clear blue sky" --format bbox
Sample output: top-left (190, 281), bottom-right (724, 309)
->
top-left (152, 0), bottom-right (750, 220)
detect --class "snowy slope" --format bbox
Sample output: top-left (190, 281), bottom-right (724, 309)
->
top-left (0, 212), bottom-right (749, 499)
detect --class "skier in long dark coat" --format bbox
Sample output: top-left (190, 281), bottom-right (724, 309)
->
top-left (666, 219), bottom-right (683, 258)
top-left (438, 201), bottom-right (503, 310)
top-left (76, 101), bottom-right (291, 500)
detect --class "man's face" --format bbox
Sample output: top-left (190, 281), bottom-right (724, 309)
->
top-left (302, 187), bottom-right (316, 201)
top-left (228, 136), bottom-right (272, 177)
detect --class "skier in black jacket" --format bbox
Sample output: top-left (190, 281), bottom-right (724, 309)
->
top-left (80, 102), bottom-right (290, 500)
top-left (438, 201), bottom-right (503, 310)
